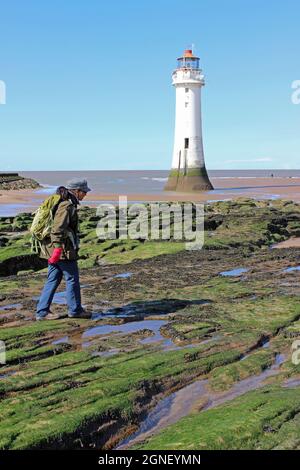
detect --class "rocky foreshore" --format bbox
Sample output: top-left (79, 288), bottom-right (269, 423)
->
top-left (1, 198), bottom-right (300, 450)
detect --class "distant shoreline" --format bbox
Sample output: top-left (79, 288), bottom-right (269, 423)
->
top-left (1, 176), bottom-right (300, 216)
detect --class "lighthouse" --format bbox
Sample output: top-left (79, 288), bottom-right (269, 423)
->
top-left (165, 49), bottom-right (213, 192)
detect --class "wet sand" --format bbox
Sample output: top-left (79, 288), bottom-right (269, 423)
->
top-left (1, 177), bottom-right (300, 215)
top-left (272, 237), bottom-right (300, 249)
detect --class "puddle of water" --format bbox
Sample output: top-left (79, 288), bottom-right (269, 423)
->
top-left (0, 303), bottom-right (22, 311)
top-left (117, 380), bottom-right (209, 449)
top-left (282, 377), bottom-right (300, 388)
top-left (283, 266), bottom-right (300, 273)
top-left (113, 272), bottom-right (133, 279)
top-left (274, 353), bottom-right (285, 365)
top-left (0, 371), bottom-right (17, 380)
top-left (141, 335), bottom-right (174, 349)
top-left (141, 332), bottom-right (221, 353)
top-left (52, 335), bottom-right (94, 348)
top-left (220, 268), bottom-right (249, 277)
top-left (52, 336), bottom-right (69, 345)
top-left (166, 334), bottom-right (222, 351)
top-left (83, 319), bottom-right (212, 352)
top-left (240, 338), bottom-right (270, 361)
top-left (83, 320), bottom-right (167, 339)
top-left (118, 352), bottom-right (286, 449)
top-left (53, 315), bottom-right (216, 354)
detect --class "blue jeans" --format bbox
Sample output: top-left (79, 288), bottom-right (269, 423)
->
top-left (36, 260), bottom-right (83, 318)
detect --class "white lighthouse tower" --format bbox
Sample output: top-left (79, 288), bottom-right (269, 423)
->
top-left (165, 49), bottom-right (213, 192)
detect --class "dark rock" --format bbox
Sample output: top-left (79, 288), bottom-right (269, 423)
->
top-left (0, 236), bottom-right (9, 247)
top-left (87, 216), bottom-right (100, 222)
top-left (0, 254), bottom-right (47, 277)
top-left (204, 215), bottom-right (224, 231)
top-left (0, 177), bottom-right (40, 190)
top-left (53, 343), bottom-right (73, 354)
top-left (12, 222), bottom-right (29, 231)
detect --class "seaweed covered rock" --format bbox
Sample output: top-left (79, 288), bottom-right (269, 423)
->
top-left (0, 173), bottom-right (41, 190)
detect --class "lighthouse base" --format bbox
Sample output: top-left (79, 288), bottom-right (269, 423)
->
top-left (164, 167), bottom-right (213, 192)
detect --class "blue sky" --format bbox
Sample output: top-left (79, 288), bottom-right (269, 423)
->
top-left (0, 0), bottom-right (299, 170)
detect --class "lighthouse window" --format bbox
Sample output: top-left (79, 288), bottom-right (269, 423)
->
top-left (184, 138), bottom-right (189, 149)
top-left (185, 88), bottom-right (189, 93)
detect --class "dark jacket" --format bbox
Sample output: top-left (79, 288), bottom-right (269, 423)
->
top-left (39, 199), bottom-right (80, 261)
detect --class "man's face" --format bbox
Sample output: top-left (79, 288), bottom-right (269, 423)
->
top-left (77, 190), bottom-right (87, 201)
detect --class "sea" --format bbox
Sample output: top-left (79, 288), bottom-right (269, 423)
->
top-left (18, 169), bottom-right (300, 194)
top-left (1, 170), bottom-right (300, 217)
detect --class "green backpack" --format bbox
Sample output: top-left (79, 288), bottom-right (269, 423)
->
top-left (30, 194), bottom-right (61, 253)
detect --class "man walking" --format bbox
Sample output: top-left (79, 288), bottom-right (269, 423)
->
top-left (36, 178), bottom-right (91, 320)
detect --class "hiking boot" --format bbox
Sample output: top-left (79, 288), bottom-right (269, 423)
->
top-left (68, 310), bottom-right (92, 319)
top-left (36, 312), bottom-right (67, 321)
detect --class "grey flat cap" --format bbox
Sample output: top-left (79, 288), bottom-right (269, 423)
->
top-left (66, 178), bottom-right (91, 192)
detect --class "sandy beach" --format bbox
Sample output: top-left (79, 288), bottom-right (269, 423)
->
top-left (272, 237), bottom-right (300, 248)
top-left (1, 177), bottom-right (300, 216)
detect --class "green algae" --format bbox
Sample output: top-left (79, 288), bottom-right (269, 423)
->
top-left (2, 198), bottom-right (299, 275)
top-left (209, 350), bottom-right (275, 391)
top-left (1, 198), bottom-right (300, 449)
top-left (0, 344), bottom-right (242, 449)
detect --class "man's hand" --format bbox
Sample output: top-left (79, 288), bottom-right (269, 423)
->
top-left (48, 248), bottom-right (63, 264)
